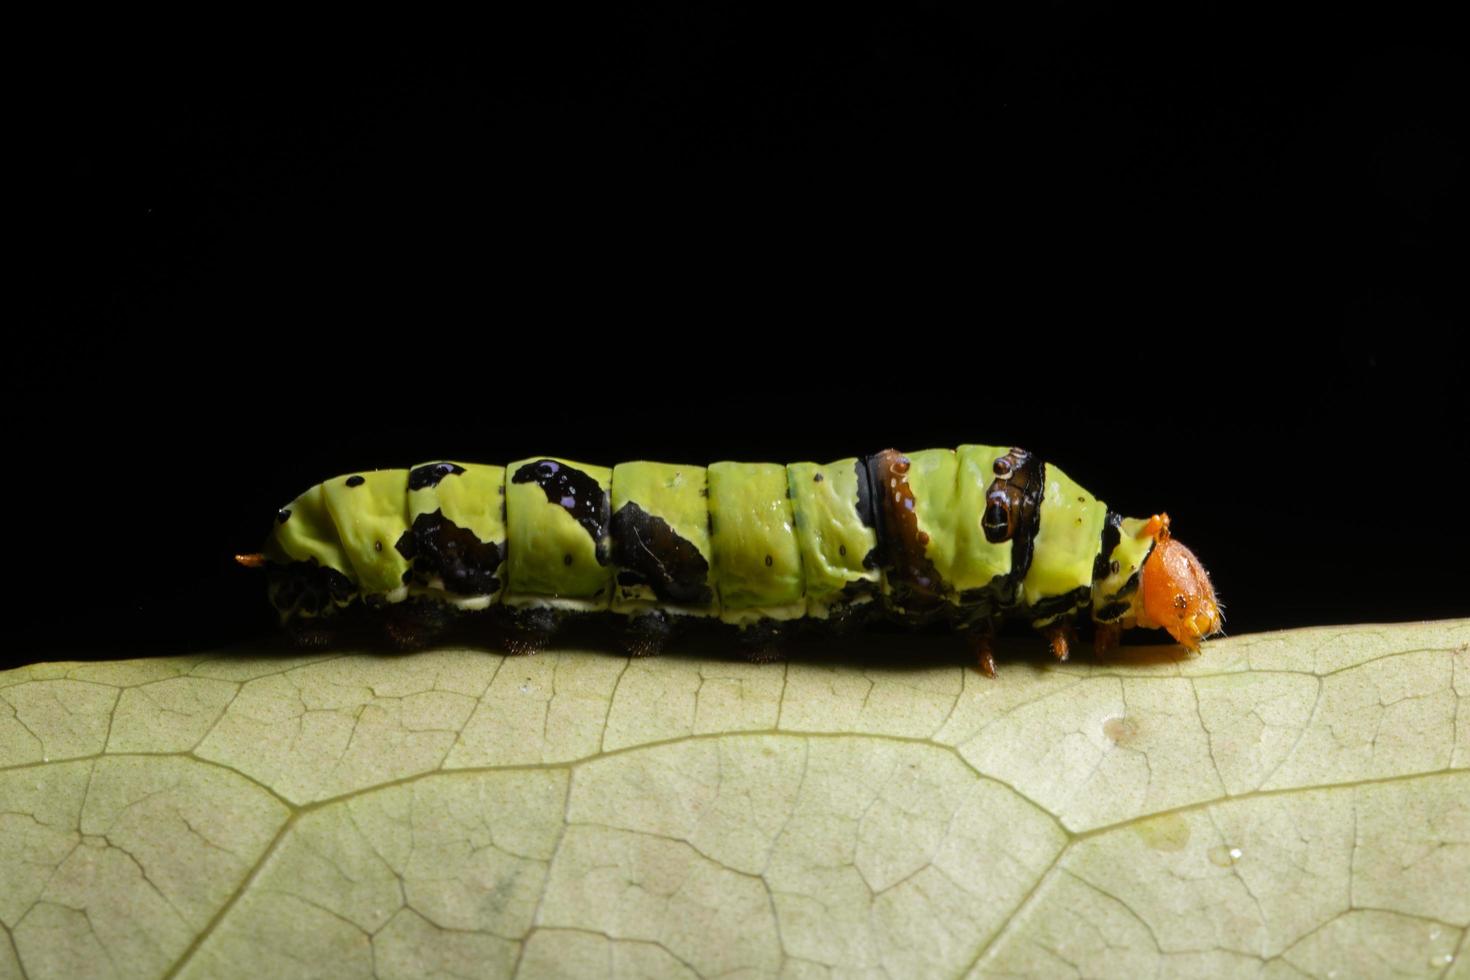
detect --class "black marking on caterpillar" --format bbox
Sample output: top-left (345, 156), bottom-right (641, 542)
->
top-left (983, 447), bottom-right (1044, 578)
top-left (610, 501), bottom-right (714, 606)
top-left (394, 511), bottom-right (503, 596)
top-left (408, 462), bottom-right (466, 491)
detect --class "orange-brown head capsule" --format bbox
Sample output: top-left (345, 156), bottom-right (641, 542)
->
top-left (1137, 517), bottom-right (1222, 650)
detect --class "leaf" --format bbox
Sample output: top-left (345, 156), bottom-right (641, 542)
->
top-left (1, 620), bottom-right (1467, 979)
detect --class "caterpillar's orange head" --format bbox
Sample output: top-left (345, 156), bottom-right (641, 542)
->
top-left (1136, 514), bottom-right (1222, 651)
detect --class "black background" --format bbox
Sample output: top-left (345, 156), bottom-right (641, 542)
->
top-left (18, 9), bottom-right (1464, 669)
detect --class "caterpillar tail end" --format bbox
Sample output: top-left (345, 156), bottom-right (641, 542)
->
top-left (235, 553), bottom-right (266, 569)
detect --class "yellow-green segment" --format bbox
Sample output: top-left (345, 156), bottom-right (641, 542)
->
top-left (787, 458), bottom-right (879, 617)
top-left (952, 444), bottom-right (1015, 593)
top-left (707, 461), bottom-right (805, 623)
top-left (1020, 464), bottom-right (1108, 613)
top-left (408, 462), bottom-right (506, 554)
top-left (1093, 517), bottom-right (1153, 620)
top-left (610, 461), bottom-right (716, 616)
top-left (321, 471), bottom-right (412, 596)
top-left (503, 457), bottom-right (613, 610)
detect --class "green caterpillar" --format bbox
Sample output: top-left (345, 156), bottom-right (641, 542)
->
top-left (245, 447), bottom-right (1221, 674)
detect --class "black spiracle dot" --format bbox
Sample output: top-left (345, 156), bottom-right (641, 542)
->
top-left (564, 553), bottom-right (574, 565)
top-left (765, 554), bottom-right (773, 566)
top-left (813, 473), bottom-right (824, 482)
top-left (346, 475), bottom-right (365, 488)
top-left (839, 544), bottom-right (847, 556)
top-left (374, 541), bottom-right (383, 552)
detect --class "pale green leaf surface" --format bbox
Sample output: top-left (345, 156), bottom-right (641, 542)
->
top-left (1, 620), bottom-right (1467, 979)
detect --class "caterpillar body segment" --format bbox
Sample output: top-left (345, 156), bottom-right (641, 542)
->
top-left (252, 447), bottom-right (1222, 671)
top-left (609, 460), bottom-right (718, 619)
top-left (504, 457), bottom-right (612, 612)
top-left (785, 459), bottom-right (881, 622)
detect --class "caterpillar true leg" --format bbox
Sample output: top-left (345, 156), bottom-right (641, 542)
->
top-left (1093, 621), bottom-right (1123, 659)
top-left (968, 622), bottom-right (999, 678)
top-left (1042, 621), bottom-right (1075, 662)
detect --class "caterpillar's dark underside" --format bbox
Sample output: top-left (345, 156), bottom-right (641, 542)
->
top-left (256, 446), bottom-right (1219, 672)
